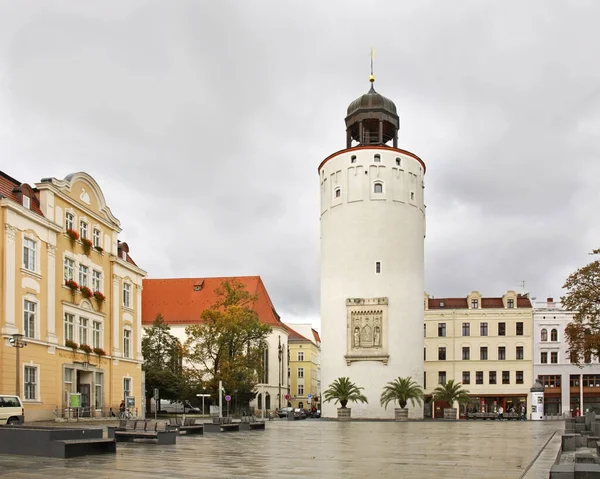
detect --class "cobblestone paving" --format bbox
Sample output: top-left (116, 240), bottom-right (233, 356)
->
top-left (0, 419), bottom-right (562, 479)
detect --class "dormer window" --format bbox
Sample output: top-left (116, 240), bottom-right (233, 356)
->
top-left (507, 299), bottom-right (514, 308)
top-left (471, 299), bottom-right (479, 309)
top-left (374, 154), bottom-right (381, 163)
top-left (22, 196), bottom-right (31, 209)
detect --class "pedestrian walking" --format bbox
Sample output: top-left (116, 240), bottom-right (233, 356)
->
top-left (498, 405), bottom-right (504, 420)
top-left (119, 400), bottom-right (126, 419)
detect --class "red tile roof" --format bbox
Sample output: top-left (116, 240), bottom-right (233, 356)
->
top-left (0, 171), bottom-right (44, 216)
top-left (286, 325), bottom-right (311, 342)
top-left (142, 276), bottom-right (284, 327)
top-left (428, 295), bottom-right (532, 309)
top-left (312, 329), bottom-right (321, 343)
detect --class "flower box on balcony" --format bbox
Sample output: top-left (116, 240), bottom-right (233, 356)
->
top-left (80, 286), bottom-right (93, 298)
top-left (93, 291), bottom-right (106, 302)
top-left (65, 279), bottom-right (79, 291)
top-left (81, 238), bottom-right (93, 254)
top-left (93, 347), bottom-right (106, 357)
top-left (65, 339), bottom-right (78, 350)
top-left (80, 344), bottom-right (93, 354)
top-left (94, 245), bottom-right (104, 253)
top-left (66, 229), bottom-right (80, 242)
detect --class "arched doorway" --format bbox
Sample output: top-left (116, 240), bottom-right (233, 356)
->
top-left (265, 392), bottom-right (271, 410)
top-left (257, 393), bottom-right (262, 410)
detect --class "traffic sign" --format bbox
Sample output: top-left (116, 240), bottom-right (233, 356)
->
top-left (307, 394), bottom-right (312, 399)
top-left (285, 394), bottom-right (290, 400)
top-left (225, 395), bottom-right (231, 402)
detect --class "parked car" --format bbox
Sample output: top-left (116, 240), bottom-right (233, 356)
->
top-left (0, 395), bottom-right (24, 425)
top-left (295, 408), bottom-right (307, 420)
top-left (278, 407), bottom-right (294, 418)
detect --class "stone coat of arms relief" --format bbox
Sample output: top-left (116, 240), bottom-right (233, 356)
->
top-left (345, 297), bottom-right (389, 365)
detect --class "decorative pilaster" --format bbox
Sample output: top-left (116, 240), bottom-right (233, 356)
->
top-left (112, 274), bottom-right (121, 357)
top-left (46, 244), bottom-right (58, 344)
top-left (136, 285), bottom-right (143, 361)
top-left (2, 225), bottom-right (18, 335)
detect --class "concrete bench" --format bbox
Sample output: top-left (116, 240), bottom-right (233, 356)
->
top-left (168, 418), bottom-right (204, 435)
top-left (204, 422), bottom-right (240, 433)
top-left (52, 438), bottom-right (116, 458)
top-left (110, 420), bottom-right (177, 445)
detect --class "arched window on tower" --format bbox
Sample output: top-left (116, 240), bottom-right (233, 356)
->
top-left (396, 157), bottom-right (401, 166)
top-left (551, 329), bottom-right (558, 342)
top-left (334, 187), bottom-right (341, 198)
top-left (350, 155), bottom-right (357, 164)
top-left (374, 154), bottom-right (381, 163)
top-left (541, 329), bottom-right (548, 342)
top-left (374, 182), bottom-right (383, 194)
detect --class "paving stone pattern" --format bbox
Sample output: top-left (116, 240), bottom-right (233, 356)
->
top-left (0, 420), bottom-right (562, 479)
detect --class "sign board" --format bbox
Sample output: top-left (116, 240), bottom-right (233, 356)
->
top-left (209, 405), bottom-right (220, 417)
top-left (307, 397), bottom-right (312, 404)
top-left (153, 388), bottom-right (159, 400)
top-left (126, 396), bottom-right (135, 408)
top-left (285, 394), bottom-right (290, 400)
top-left (69, 393), bottom-right (81, 408)
top-left (307, 394), bottom-right (312, 399)
top-left (225, 395), bottom-right (231, 402)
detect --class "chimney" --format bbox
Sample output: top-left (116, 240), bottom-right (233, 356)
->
top-left (547, 297), bottom-right (554, 303)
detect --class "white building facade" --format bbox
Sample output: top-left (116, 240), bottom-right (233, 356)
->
top-left (320, 77), bottom-right (426, 419)
top-left (533, 298), bottom-right (600, 416)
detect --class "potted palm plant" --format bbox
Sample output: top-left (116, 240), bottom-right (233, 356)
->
top-left (380, 376), bottom-right (424, 421)
top-left (432, 379), bottom-right (470, 420)
top-left (323, 377), bottom-right (368, 420)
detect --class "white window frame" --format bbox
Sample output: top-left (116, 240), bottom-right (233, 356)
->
top-left (92, 321), bottom-right (102, 349)
top-left (298, 367), bottom-right (304, 378)
top-left (24, 365), bottom-right (39, 401)
top-left (92, 270), bottom-right (102, 292)
top-left (79, 317), bottom-right (89, 346)
top-left (298, 384), bottom-right (304, 396)
top-left (65, 211), bottom-right (75, 231)
top-left (64, 313), bottom-right (75, 342)
top-left (123, 377), bottom-right (132, 401)
top-left (23, 196), bottom-right (31, 209)
top-left (23, 298), bottom-right (37, 339)
top-left (92, 228), bottom-right (101, 248)
top-left (64, 257), bottom-right (75, 282)
top-left (297, 351), bottom-right (304, 361)
top-left (79, 264), bottom-right (89, 288)
top-left (23, 237), bottom-right (37, 272)
top-left (123, 328), bottom-right (132, 358)
top-left (95, 372), bottom-right (103, 409)
top-left (373, 182), bottom-right (383, 194)
top-left (79, 220), bottom-right (88, 240)
top-left (123, 282), bottom-right (132, 308)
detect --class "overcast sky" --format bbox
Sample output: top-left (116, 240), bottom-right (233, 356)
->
top-left (2, 1), bottom-right (599, 329)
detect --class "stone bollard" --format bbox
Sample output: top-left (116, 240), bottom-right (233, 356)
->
top-left (586, 436), bottom-right (599, 448)
top-left (575, 423), bottom-right (587, 433)
top-left (562, 434), bottom-right (579, 452)
top-left (575, 463), bottom-right (600, 477)
top-left (593, 422), bottom-right (600, 437)
top-left (549, 464), bottom-right (575, 478)
top-left (565, 419), bottom-right (576, 432)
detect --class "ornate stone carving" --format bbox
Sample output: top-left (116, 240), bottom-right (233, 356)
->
top-left (80, 188), bottom-right (91, 205)
top-left (4, 224), bottom-right (17, 241)
top-left (47, 244), bottom-right (57, 258)
top-left (345, 297), bottom-right (389, 365)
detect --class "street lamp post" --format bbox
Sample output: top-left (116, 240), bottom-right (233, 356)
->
top-left (278, 335), bottom-right (282, 410)
top-left (9, 334), bottom-right (28, 397)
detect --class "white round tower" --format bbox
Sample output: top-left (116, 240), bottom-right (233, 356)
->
top-left (319, 76), bottom-right (426, 419)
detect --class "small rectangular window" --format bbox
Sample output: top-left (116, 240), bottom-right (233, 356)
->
top-left (489, 371), bottom-right (496, 385)
top-left (64, 313), bottom-right (75, 342)
top-left (24, 300), bottom-right (36, 339)
top-left (516, 371), bottom-right (524, 384)
top-left (64, 258), bottom-right (75, 282)
top-left (476, 371), bottom-right (483, 385)
top-left (79, 264), bottom-right (89, 287)
top-left (374, 154), bottom-right (381, 163)
top-left (375, 262), bottom-right (381, 273)
top-left (93, 228), bottom-right (101, 248)
top-left (480, 322), bottom-right (488, 336)
top-left (123, 329), bottom-right (131, 358)
top-left (123, 283), bottom-right (131, 308)
top-left (350, 155), bottom-right (357, 164)
top-left (471, 299), bottom-right (479, 309)
top-left (438, 347), bottom-right (446, 361)
top-left (423, 324), bottom-right (426, 338)
top-left (516, 346), bottom-right (524, 360)
top-left (438, 323), bottom-right (446, 337)
top-left (480, 347), bottom-right (488, 360)
top-left (438, 371), bottom-right (446, 385)
top-left (541, 352), bottom-right (548, 364)
top-left (395, 157), bottom-right (401, 166)
top-left (507, 299), bottom-right (515, 308)
top-left (298, 384), bottom-right (304, 396)
top-left (298, 368), bottom-right (304, 378)
top-left (462, 371), bottom-right (470, 384)
top-left (498, 346), bottom-right (506, 360)
top-left (502, 371), bottom-right (510, 384)
top-left (23, 238), bottom-right (36, 272)
top-left (23, 196), bottom-right (31, 209)
top-left (65, 212), bottom-right (74, 231)
top-left (298, 352), bottom-right (304, 361)
top-left (24, 366), bottom-right (37, 400)
top-left (516, 322), bottom-right (523, 336)
top-left (498, 322), bottom-right (506, 336)
top-left (79, 220), bottom-right (88, 240)
top-left (551, 352), bottom-right (558, 364)
top-left (462, 323), bottom-right (470, 336)
top-left (462, 347), bottom-right (470, 360)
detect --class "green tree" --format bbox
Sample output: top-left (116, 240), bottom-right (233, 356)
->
top-left (183, 280), bottom-right (272, 410)
top-left (563, 249), bottom-right (600, 363)
top-left (380, 377), bottom-right (424, 409)
top-left (432, 379), bottom-right (470, 406)
top-left (142, 314), bottom-right (186, 403)
top-left (323, 377), bottom-right (368, 409)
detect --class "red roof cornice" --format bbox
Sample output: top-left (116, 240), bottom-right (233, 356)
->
top-left (318, 145), bottom-right (426, 174)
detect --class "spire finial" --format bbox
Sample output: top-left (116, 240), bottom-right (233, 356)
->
top-left (369, 46), bottom-right (376, 84)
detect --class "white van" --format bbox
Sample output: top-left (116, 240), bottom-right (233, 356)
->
top-left (0, 395), bottom-right (24, 425)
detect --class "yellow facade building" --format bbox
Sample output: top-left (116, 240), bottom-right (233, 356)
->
top-left (424, 290), bottom-right (533, 418)
top-left (0, 171), bottom-right (146, 421)
top-left (286, 324), bottom-right (321, 410)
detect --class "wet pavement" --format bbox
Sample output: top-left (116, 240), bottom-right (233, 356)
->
top-left (0, 419), bottom-right (562, 478)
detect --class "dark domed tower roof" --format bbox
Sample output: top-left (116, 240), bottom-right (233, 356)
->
top-left (344, 78), bottom-right (399, 148)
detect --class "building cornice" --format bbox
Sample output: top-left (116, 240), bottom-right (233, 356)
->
top-left (110, 256), bottom-right (147, 277)
top-left (0, 199), bottom-right (62, 233)
top-left (318, 145), bottom-right (426, 174)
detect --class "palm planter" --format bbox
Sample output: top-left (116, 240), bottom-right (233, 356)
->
top-left (432, 379), bottom-right (470, 421)
top-left (380, 377), bottom-right (424, 421)
top-left (323, 377), bottom-right (368, 420)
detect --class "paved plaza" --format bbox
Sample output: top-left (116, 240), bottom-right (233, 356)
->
top-left (0, 419), bottom-right (562, 479)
